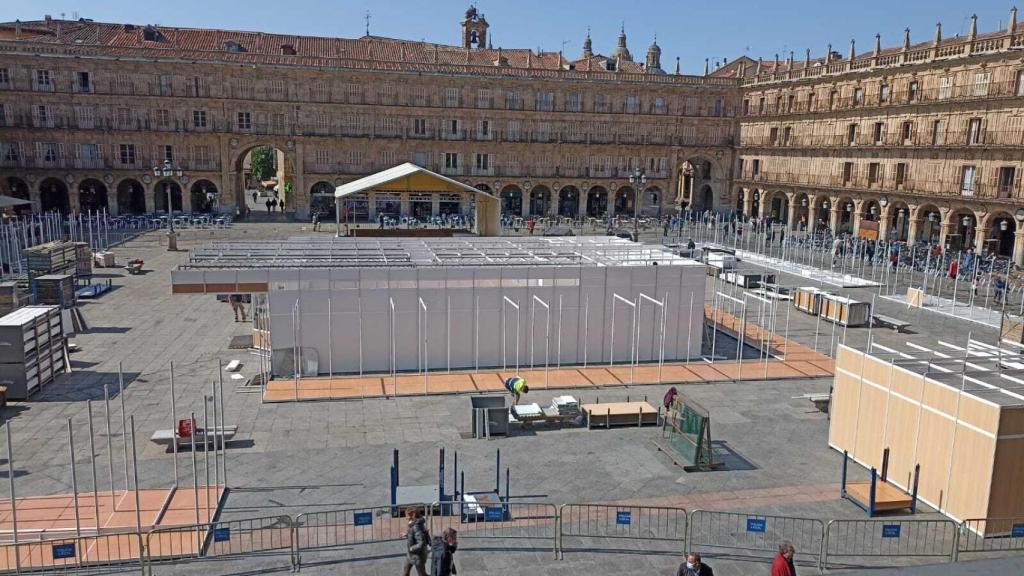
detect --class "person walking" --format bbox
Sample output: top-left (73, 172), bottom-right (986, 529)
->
top-left (504, 376), bottom-right (528, 404)
top-left (251, 191), bottom-right (258, 206)
top-left (402, 507), bottom-right (429, 576)
top-left (228, 294), bottom-right (247, 322)
top-left (677, 551), bottom-right (714, 576)
top-left (771, 540), bottom-right (797, 576)
top-left (265, 198), bottom-right (272, 214)
top-left (311, 209), bottom-right (320, 231)
top-left (431, 528), bottom-right (458, 576)
top-left (279, 198), bottom-right (285, 212)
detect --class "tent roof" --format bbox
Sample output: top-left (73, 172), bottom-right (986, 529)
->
top-left (0, 195), bottom-right (31, 208)
top-left (334, 163), bottom-right (497, 200)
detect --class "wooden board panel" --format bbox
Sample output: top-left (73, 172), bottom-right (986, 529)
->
top-left (945, 423), bottom-right (996, 522)
top-left (921, 379), bottom-right (959, 416)
top-left (997, 407), bottom-right (1024, 436)
top-left (987, 438), bottom-right (1024, 521)
top-left (847, 482), bottom-right (913, 511)
top-left (907, 287), bottom-right (924, 308)
top-left (583, 401), bottom-right (658, 428)
top-left (890, 365), bottom-right (924, 403)
top-left (853, 381), bottom-right (887, 468)
top-left (861, 354), bottom-right (891, 389)
top-left (882, 393), bottom-right (921, 490)
top-left (829, 369), bottom-right (862, 451)
top-left (957, 395), bottom-right (1001, 436)
top-left (915, 409), bottom-right (956, 512)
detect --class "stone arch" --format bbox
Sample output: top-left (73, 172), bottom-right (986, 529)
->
top-left (811, 195), bottom-right (832, 232)
top-left (696, 185), bottom-right (713, 212)
top-left (39, 177), bottom-right (70, 213)
top-left (983, 210), bottom-right (1016, 257)
top-left (528, 185), bottom-right (551, 216)
top-left (77, 178), bottom-right (109, 213)
top-left (916, 203), bottom-right (943, 244)
top-left (308, 180), bottom-right (334, 215)
top-left (154, 179), bottom-right (183, 213)
top-left (836, 196), bottom-right (856, 234)
top-left (734, 188), bottom-right (745, 214)
top-left (861, 199), bottom-right (881, 222)
top-left (645, 186), bottom-right (664, 217)
top-left (116, 179), bottom-right (147, 215)
top-left (557, 186), bottom-right (579, 217)
top-left (235, 143), bottom-right (294, 212)
top-left (793, 192), bottom-right (810, 229)
top-left (586, 186), bottom-right (608, 217)
top-left (190, 180), bottom-right (220, 214)
top-left (945, 206), bottom-right (979, 251)
top-left (613, 186), bottom-right (635, 215)
top-left (4, 177), bottom-right (32, 215)
top-left (764, 190), bottom-right (788, 223)
top-left (500, 185), bottom-right (523, 216)
top-left (887, 200), bottom-right (912, 241)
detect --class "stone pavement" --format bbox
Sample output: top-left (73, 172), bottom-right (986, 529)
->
top-left (0, 223), bottom-right (1017, 575)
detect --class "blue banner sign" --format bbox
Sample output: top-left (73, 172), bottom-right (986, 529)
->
top-left (353, 512), bottom-right (373, 526)
top-left (213, 527), bottom-right (231, 542)
top-left (616, 511), bottom-right (632, 525)
top-left (52, 543), bottom-right (76, 560)
top-left (746, 518), bottom-right (767, 533)
top-left (1012, 524), bottom-right (1024, 538)
top-left (484, 507), bottom-right (504, 522)
top-left (882, 524), bottom-right (901, 538)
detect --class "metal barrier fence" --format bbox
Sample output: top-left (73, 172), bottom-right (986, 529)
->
top-left (429, 501), bottom-right (558, 558)
top-left (823, 519), bottom-right (959, 570)
top-left (557, 504), bottom-right (687, 559)
top-left (144, 515), bottom-right (295, 575)
top-left (293, 504), bottom-right (412, 570)
top-left (0, 532), bottom-right (143, 574)
top-left (687, 509), bottom-right (825, 571)
top-left (958, 517), bottom-right (1024, 559)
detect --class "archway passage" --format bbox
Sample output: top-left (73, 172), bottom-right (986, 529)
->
top-left (614, 187), bottom-right (635, 215)
top-left (238, 145), bottom-right (293, 213)
top-left (887, 201), bottom-right (911, 241)
top-left (39, 178), bottom-right (70, 213)
top-left (190, 180), bottom-right (219, 214)
top-left (987, 214), bottom-right (1016, 257)
top-left (309, 181), bottom-right (335, 215)
top-left (77, 179), bottom-right (109, 213)
top-left (793, 193), bottom-right (810, 230)
top-left (558, 186), bottom-right (579, 217)
top-left (699, 185), bottom-right (713, 212)
top-left (528, 187), bottom-right (550, 217)
top-left (500, 186), bottom-right (522, 216)
top-left (4, 177), bottom-right (32, 215)
top-left (117, 179), bottom-right (146, 215)
top-left (917, 204), bottom-right (942, 245)
top-left (645, 186), bottom-right (663, 217)
top-left (586, 187), bottom-right (608, 218)
top-left (154, 179), bottom-right (183, 213)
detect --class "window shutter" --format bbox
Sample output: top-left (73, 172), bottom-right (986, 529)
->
top-left (74, 143), bottom-right (81, 160)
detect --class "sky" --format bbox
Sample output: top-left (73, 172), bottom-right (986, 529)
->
top-left (1, 0), bottom-right (1018, 74)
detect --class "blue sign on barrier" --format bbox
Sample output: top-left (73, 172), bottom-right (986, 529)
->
top-left (746, 518), bottom-right (767, 533)
top-left (52, 543), bottom-right (76, 560)
top-left (353, 512), bottom-right (373, 526)
top-left (213, 527), bottom-right (231, 542)
top-left (1012, 524), bottom-right (1024, 538)
top-left (484, 507), bottom-right (504, 522)
top-left (882, 524), bottom-right (901, 538)
top-left (616, 511), bottom-right (631, 525)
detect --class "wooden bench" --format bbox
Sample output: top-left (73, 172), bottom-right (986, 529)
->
top-left (872, 314), bottom-right (911, 333)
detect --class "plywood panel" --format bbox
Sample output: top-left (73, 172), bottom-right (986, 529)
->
top-left (854, 383), bottom-right (887, 468)
top-left (987, 438), bottom-right (1024, 520)
top-left (890, 366), bottom-right (924, 403)
top-left (861, 354), bottom-right (891, 387)
top-left (957, 396), bottom-right (1001, 436)
top-left (921, 379), bottom-right (959, 416)
top-left (997, 407), bottom-right (1024, 437)
top-left (915, 409), bottom-right (956, 512)
top-left (882, 394), bottom-right (921, 490)
top-left (829, 370), bottom-right (862, 451)
top-left (945, 425), bottom-right (996, 522)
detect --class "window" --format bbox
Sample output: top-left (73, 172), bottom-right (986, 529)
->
top-left (932, 120), bottom-right (942, 145)
top-left (311, 82), bottom-right (329, 102)
top-left (268, 80), bottom-right (286, 100)
top-left (973, 72), bottom-right (990, 97)
top-left (40, 143), bottom-right (60, 163)
top-left (908, 81), bottom-right (919, 102)
top-left (714, 99), bottom-right (723, 117)
top-left (769, 127), bottom-right (779, 145)
top-left (272, 113), bottom-right (286, 132)
top-left (237, 112), bottom-right (252, 130)
top-left (742, 99), bottom-right (750, 116)
top-left (159, 75), bottom-right (171, 96)
top-left (116, 107), bottom-right (131, 128)
top-left (77, 71), bottom-right (91, 92)
top-left (2, 143), bottom-right (19, 162)
top-left (752, 159), bottom-right (760, 176)
top-left (413, 118), bottom-right (427, 136)
top-left (998, 167), bottom-right (1016, 197)
top-left (879, 84), bottom-right (890, 103)
top-left (654, 97), bottom-right (666, 114)
top-left (960, 166), bottom-right (976, 196)
top-left (162, 145), bottom-right (174, 163)
top-left (1018, 71), bottom-right (1024, 97)
top-left (475, 153), bottom-right (489, 171)
top-left (0, 103), bottom-right (5, 126)
top-left (444, 152), bottom-right (459, 169)
top-left (901, 121), bottom-right (913, 144)
top-left (536, 91), bottom-right (554, 112)
top-left (853, 87), bottom-right (864, 105)
top-left (842, 162), bottom-right (853, 184)
top-left (119, 144), bottom-right (136, 165)
top-left (567, 92), bottom-right (582, 112)
top-left (34, 105), bottom-right (49, 127)
top-left (35, 70), bottom-right (52, 89)
top-left (782, 126), bottom-right (792, 146)
top-left (193, 110), bottom-right (207, 128)
top-left (967, 118), bottom-right (982, 145)
top-left (476, 88), bottom-right (491, 109)
top-left (828, 90), bottom-right (837, 109)
top-left (414, 151), bottom-right (428, 166)
top-left (376, 84), bottom-right (395, 105)
top-left (807, 93), bottom-right (815, 111)
top-left (193, 145), bottom-right (210, 167)
top-left (895, 162), bottom-right (907, 187)
top-left (379, 150), bottom-right (395, 167)
top-left (155, 109), bottom-right (170, 128)
top-left (504, 90), bottom-right (521, 110)
top-left (624, 95), bottom-right (639, 114)
top-left (873, 122), bottom-right (884, 145)
top-left (315, 149), bottom-right (329, 166)
top-left (507, 120), bottom-right (521, 141)
top-left (443, 87), bottom-right (459, 107)
top-left (313, 113), bottom-right (329, 133)
top-left (758, 97), bottom-right (765, 114)
top-left (786, 94), bottom-right (795, 112)
top-left (447, 119), bottom-right (459, 136)
top-left (188, 76), bottom-right (204, 97)
top-left (868, 162), bottom-right (880, 185)
top-left (0, 68), bottom-right (9, 87)
top-left (594, 93), bottom-right (608, 113)
top-left (478, 120), bottom-right (490, 137)
top-left (938, 76), bottom-right (953, 100)
top-left (847, 123), bottom-right (858, 145)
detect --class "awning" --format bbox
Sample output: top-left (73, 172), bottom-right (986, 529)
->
top-left (334, 163), bottom-right (497, 200)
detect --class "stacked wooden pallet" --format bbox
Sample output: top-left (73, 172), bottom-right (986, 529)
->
top-left (74, 242), bottom-right (93, 279)
top-left (24, 241), bottom-right (78, 280)
top-left (34, 274), bottom-right (76, 308)
top-left (0, 281), bottom-right (28, 316)
top-left (0, 306), bottom-right (66, 399)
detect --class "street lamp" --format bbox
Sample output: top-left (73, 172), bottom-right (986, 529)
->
top-left (152, 159), bottom-right (184, 251)
top-left (628, 167), bottom-right (646, 240)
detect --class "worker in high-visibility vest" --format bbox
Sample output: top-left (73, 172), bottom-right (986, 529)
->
top-left (504, 376), bottom-right (528, 404)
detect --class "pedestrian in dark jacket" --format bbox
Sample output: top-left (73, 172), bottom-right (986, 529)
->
top-left (432, 527), bottom-right (458, 576)
top-left (677, 551), bottom-right (714, 575)
top-left (402, 508), bottom-right (429, 576)
top-left (771, 540), bottom-right (796, 576)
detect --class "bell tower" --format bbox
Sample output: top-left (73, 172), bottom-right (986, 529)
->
top-left (461, 5), bottom-right (488, 50)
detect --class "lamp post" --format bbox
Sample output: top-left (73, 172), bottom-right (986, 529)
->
top-left (628, 167), bottom-right (646, 240)
top-left (152, 159), bottom-right (184, 251)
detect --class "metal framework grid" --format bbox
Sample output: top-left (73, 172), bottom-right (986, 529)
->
top-left (864, 348), bottom-right (1024, 408)
top-left (180, 236), bottom-right (696, 270)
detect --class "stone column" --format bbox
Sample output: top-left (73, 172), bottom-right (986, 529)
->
top-left (548, 191), bottom-right (558, 217)
top-left (807, 204), bottom-right (818, 233)
top-left (1014, 230), bottom-right (1024, 266)
top-left (878, 212), bottom-right (891, 242)
top-left (851, 200), bottom-right (864, 237)
top-left (742, 188), bottom-right (752, 217)
top-left (431, 195), bottom-right (441, 219)
top-left (829, 204), bottom-right (841, 235)
top-left (786, 195), bottom-right (798, 231)
top-left (521, 190), bottom-right (530, 218)
top-left (974, 226), bottom-right (990, 255)
top-left (577, 192), bottom-right (585, 218)
top-left (608, 188), bottom-right (617, 218)
top-left (939, 221), bottom-right (955, 250)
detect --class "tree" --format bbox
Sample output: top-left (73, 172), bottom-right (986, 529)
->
top-left (249, 147), bottom-right (275, 183)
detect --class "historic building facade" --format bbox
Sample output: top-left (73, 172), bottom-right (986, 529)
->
top-left (0, 9), bottom-right (736, 222)
top-left (724, 10), bottom-right (1024, 263)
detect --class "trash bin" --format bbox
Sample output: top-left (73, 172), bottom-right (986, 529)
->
top-left (470, 396), bottom-right (509, 437)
